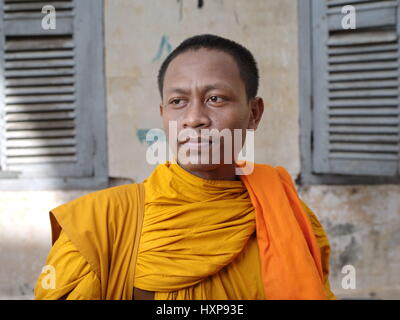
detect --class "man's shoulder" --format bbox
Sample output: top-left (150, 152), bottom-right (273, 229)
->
top-left (48, 183), bottom-right (145, 282)
top-left (87, 182), bottom-right (142, 198)
top-left (61, 182), bottom-right (143, 209)
top-left (49, 182), bottom-right (144, 246)
top-left (50, 182), bottom-right (144, 231)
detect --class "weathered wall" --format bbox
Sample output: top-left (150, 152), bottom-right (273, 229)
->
top-left (299, 185), bottom-right (400, 299)
top-left (104, 0), bottom-right (301, 181)
top-left (0, 0), bottom-right (399, 300)
top-left (0, 190), bottom-right (90, 299)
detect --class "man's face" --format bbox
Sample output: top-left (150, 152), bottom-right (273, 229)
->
top-left (160, 48), bottom-right (261, 173)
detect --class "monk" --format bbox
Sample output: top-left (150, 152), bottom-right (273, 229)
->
top-left (34, 34), bottom-right (336, 300)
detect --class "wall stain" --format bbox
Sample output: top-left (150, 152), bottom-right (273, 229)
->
top-left (177, 0), bottom-right (183, 21)
top-left (339, 236), bottom-right (360, 268)
top-left (152, 35), bottom-right (172, 62)
top-left (136, 129), bottom-right (166, 146)
top-left (136, 129), bottom-right (150, 145)
top-left (234, 10), bottom-right (240, 24)
top-left (176, 0), bottom-right (205, 21)
top-left (328, 223), bottom-right (355, 237)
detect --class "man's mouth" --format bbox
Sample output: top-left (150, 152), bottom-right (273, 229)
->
top-left (179, 136), bottom-right (211, 144)
top-left (178, 136), bottom-right (210, 150)
top-left (184, 140), bottom-right (211, 149)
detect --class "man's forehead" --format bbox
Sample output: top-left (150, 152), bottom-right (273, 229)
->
top-left (163, 49), bottom-right (243, 93)
top-left (165, 48), bottom-right (238, 75)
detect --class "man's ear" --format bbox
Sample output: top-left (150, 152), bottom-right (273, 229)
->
top-left (248, 97), bottom-right (264, 130)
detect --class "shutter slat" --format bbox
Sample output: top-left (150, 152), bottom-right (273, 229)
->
top-left (330, 134), bottom-right (399, 142)
top-left (5, 68), bottom-right (74, 77)
top-left (329, 126), bottom-right (399, 134)
top-left (329, 61), bottom-right (398, 72)
top-left (5, 76), bottom-right (74, 87)
top-left (328, 31), bottom-right (397, 45)
top-left (4, 12), bottom-right (73, 20)
top-left (6, 58), bottom-right (75, 69)
top-left (329, 152), bottom-right (398, 160)
top-left (329, 108), bottom-right (399, 116)
top-left (329, 52), bottom-right (397, 63)
top-left (6, 37), bottom-right (74, 51)
top-left (5, 111), bottom-right (75, 121)
top-left (329, 98), bottom-right (398, 107)
top-left (327, 0), bottom-right (396, 12)
top-left (329, 70), bottom-right (398, 81)
top-left (5, 103), bottom-right (75, 113)
top-left (6, 138), bottom-right (75, 148)
top-left (329, 89), bottom-right (398, 98)
top-left (5, 129), bottom-right (75, 139)
top-left (328, 117), bottom-right (399, 125)
top-left (5, 94), bottom-right (75, 104)
top-left (4, 2), bottom-right (73, 11)
top-left (329, 43), bottom-right (398, 55)
top-left (327, 0), bottom-right (391, 7)
top-left (5, 85), bottom-right (74, 95)
top-left (5, 50), bottom-right (74, 60)
top-left (5, 120), bottom-right (75, 130)
top-left (329, 80), bottom-right (398, 89)
top-left (7, 146), bottom-right (76, 156)
top-left (6, 155), bottom-right (77, 164)
top-left (330, 142), bottom-right (398, 152)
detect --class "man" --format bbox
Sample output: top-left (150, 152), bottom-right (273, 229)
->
top-left (35, 34), bottom-right (335, 300)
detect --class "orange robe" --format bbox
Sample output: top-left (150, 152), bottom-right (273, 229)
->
top-left (34, 162), bottom-right (335, 300)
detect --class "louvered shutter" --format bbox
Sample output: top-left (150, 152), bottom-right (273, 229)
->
top-left (312, 0), bottom-right (400, 176)
top-left (0, 0), bottom-right (107, 181)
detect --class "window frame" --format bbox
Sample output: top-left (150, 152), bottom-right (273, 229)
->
top-left (0, 0), bottom-right (108, 190)
top-left (297, 0), bottom-right (400, 185)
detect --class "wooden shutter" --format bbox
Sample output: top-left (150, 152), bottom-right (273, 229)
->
top-left (312, 0), bottom-right (400, 176)
top-left (0, 0), bottom-right (107, 181)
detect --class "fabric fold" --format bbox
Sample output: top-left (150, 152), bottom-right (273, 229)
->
top-left (239, 162), bottom-right (328, 299)
top-left (134, 161), bottom-right (256, 292)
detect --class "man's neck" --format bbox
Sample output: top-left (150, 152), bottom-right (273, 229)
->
top-left (176, 161), bottom-right (239, 181)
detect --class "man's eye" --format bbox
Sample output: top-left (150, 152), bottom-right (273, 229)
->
top-left (208, 96), bottom-right (224, 103)
top-left (170, 99), bottom-right (184, 105)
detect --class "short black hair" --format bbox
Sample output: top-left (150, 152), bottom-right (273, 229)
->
top-left (157, 34), bottom-right (259, 101)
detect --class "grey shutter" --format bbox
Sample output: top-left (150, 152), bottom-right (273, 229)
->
top-left (0, 0), bottom-right (107, 181)
top-left (312, 0), bottom-right (400, 176)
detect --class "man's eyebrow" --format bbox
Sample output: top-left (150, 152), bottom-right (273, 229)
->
top-left (203, 83), bottom-right (234, 92)
top-left (167, 87), bottom-right (190, 95)
top-left (167, 83), bottom-right (234, 95)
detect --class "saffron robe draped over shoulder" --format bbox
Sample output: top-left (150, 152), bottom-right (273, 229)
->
top-left (36, 183), bottom-right (145, 300)
top-left (34, 162), bottom-right (335, 300)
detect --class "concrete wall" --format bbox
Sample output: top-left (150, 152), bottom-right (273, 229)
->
top-left (300, 185), bottom-right (400, 299)
top-left (0, 0), bottom-right (398, 299)
top-left (0, 190), bottom-right (90, 299)
top-left (104, 0), bottom-right (301, 181)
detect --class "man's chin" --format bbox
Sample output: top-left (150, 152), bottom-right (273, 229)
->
top-left (178, 162), bottom-right (223, 173)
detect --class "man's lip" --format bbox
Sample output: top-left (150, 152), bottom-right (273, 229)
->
top-left (178, 137), bottom-right (212, 144)
top-left (185, 141), bottom-right (211, 146)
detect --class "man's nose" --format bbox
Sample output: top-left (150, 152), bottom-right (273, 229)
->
top-left (181, 97), bottom-right (211, 129)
